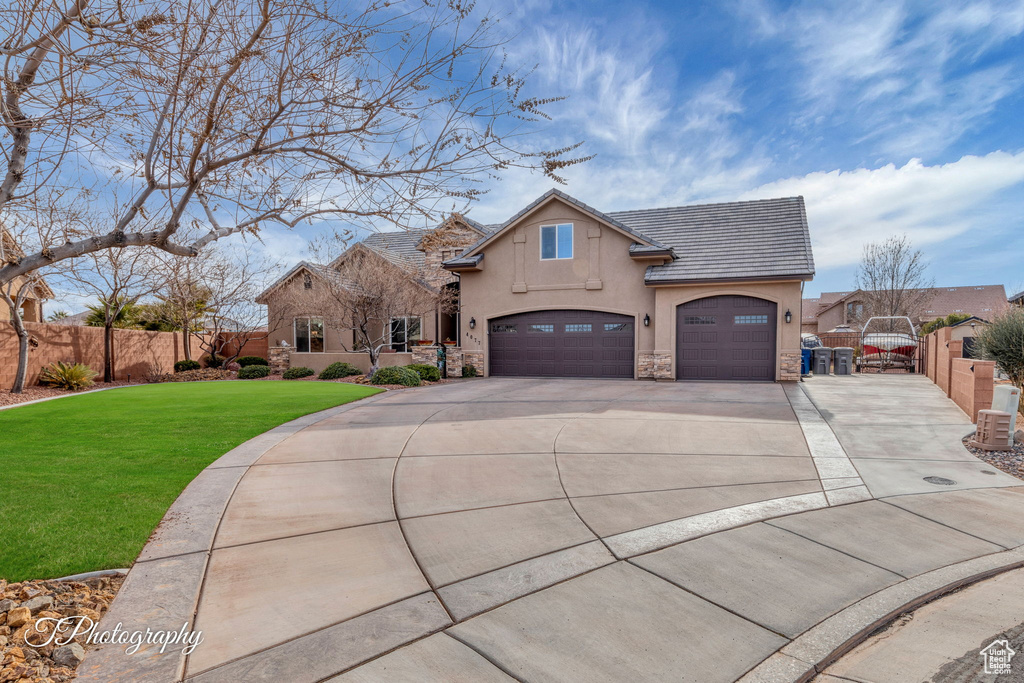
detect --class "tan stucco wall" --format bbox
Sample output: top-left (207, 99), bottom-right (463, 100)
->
top-left (457, 200), bottom-right (658, 377)
top-left (651, 280), bottom-right (804, 381)
top-left (264, 270), bottom-right (439, 352)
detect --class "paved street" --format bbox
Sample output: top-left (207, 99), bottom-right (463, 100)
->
top-left (79, 375), bottom-right (1024, 683)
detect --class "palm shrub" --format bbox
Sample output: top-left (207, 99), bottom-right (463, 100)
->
top-left (319, 362), bottom-right (361, 380)
top-left (39, 362), bottom-right (97, 391)
top-left (174, 359), bottom-right (201, 373)
top-left (976, 308), bottom-right (1024, 392)
top-left (238, 365), bottom-right (271, 379)
top-left (405, 363), bottom-right (441, 382)
top-left (236, 356), bottom-right (269, 367)
top-left (282, 366), bottom-right (315, 380)
top-left (370, 366), bottom-right (421, 386)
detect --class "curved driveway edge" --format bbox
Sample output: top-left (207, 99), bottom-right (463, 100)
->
top-left (79, 376), bottom-right (1024, 682)
top-left (75, 389), bottom-right (396, 683)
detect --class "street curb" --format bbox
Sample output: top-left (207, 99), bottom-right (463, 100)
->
top-left (737, 546), bottom-right (1024, 682)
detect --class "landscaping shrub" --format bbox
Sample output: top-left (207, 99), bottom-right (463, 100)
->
top-left (283, 366), bottom-right (315, 380)
top-left (202, 354), bottom-right (226, 369)
top-left (174, 359), bottom-right (201, 373)
top-left (405, 363), bottom-right (441, 382)
top-left (236, 356), bottom-right (269, 367)
top-left (238, 365), bottom-right (271, 379)
top-left (38, 362), bottom-right (97, 391)
top-left (146, 369), bottom-right (234, 383)
top-left (370, 366), bottom-right (421, 386)
top-left (921, 313), bottom-right (972, 335)
top-left (319, 362), bottom-right (362, 380)
top-left (462, 364), bottom-right (479, 378)
top-left (977, 308), bottom-right (1024, 394)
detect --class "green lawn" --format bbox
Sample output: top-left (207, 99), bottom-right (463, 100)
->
top-left (0, 381), bottom-right (382, 581)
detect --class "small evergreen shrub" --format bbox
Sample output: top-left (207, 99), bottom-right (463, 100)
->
top-left (174, 359), bottom-right (201, 373)
top-left (236, 356), bottom-right (269, 367)
top-left (370, 366), bottom-right (421, 386)
top-left (146, 369), bottom-right (233, 383)
top-left (282, 366), bottom-right (315, 380)
top-left (462, 364), bottom-right (479, 378)
top-left (238, 365), bottom-right (271, 379)
top-left (405, 363), bottom-right (441, 382)
top-left (202, 354), bottom-right (226, 369)
top-left (38, 361), bottom-right (97, 391)
top-left (319, 362), bottom-right (362, 380)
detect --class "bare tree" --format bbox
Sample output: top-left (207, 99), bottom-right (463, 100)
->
top-left (279, 245), bottom-right (453, 369)
top-left (185, 249), bottom-right (282, 366)
top-left (854, 235), bottom-right (934, 331)
top-left (1, 0), bottom-right (589, 292)
top-left (152, 256), bottom-right (213, 361)
top-left (0, 269), bottom-right (49, 393)
top-left (66, 248), bottom-right (162, 381)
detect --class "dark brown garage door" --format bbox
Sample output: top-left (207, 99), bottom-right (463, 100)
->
top-left (489, 310), bottom-right (635, 378)
top-left (676, 296), bottom-right (777, 381)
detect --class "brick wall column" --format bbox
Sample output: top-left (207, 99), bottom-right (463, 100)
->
top-left (950, 358), bottom-right (995, 422)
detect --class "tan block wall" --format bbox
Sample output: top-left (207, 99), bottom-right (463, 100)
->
top-left (0, 321), bottom-right (190, 386)
top-left (950, 358), bottom-right (995, 422)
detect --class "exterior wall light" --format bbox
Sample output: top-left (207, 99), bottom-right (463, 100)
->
top-left (469, 317), bottom-right (476, 329)
top-left (784, 310), bottom-right (792, 324)
top-left (643, 314), bottom-right (650, 327)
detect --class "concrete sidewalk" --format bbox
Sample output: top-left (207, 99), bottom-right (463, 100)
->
top-left (78, 375), bottom-right (1024, 683)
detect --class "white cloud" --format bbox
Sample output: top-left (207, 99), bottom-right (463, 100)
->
top-left (740, 150), bottom-right (1024, 268)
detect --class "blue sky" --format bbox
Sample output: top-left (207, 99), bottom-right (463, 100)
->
top-left (395, 0), bottom-right (1024, 298)
top-left (62, 0), bottom-right (1021, 312)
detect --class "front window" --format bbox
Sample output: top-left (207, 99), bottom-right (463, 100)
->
top-left (294, 317), bottom-right (324, 352)
top-left (389, 316), bottom-right (421, 352)
top-left (540, 224), bottom-right (573, 260)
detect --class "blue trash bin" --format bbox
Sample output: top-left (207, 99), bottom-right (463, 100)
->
top-left (801, 348), bottom-right (812, 376)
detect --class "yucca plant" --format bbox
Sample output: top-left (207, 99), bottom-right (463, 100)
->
top-left (38, 362), bottom-right (98, 391)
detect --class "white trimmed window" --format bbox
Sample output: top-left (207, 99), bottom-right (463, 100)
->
top-left (294, 317), bottom-right (325, 352)
top-left (389, 316), bottom-right (421, 352)
top-left (540, 223), bottom-right (573, 260)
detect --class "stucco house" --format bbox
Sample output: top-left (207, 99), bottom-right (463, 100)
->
top-left (802, 285), bottom-right (1010, 335)
top-left (443, 190), bottom-right (814, 381)
top-left (260, 190), bottom-right (815, 381)
top-left (1, 229), bottom-right (53, 322)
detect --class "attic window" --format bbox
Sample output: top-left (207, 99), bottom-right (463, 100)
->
top-left (303, 273), bottom-right (312, 290)
top-left (541, 224), bottom-right (573, 260)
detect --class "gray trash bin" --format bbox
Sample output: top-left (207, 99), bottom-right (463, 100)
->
top-left (833, 347), bottom-right (854, 375)
top-left (812, 347), bottom-right (833, 375)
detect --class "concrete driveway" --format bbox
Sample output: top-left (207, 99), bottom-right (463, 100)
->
top-left (80, 376), bottom-right (1024, 683)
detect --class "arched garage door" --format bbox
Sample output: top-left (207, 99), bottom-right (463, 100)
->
top-left (676, 296), bottom-right (777, 381)
top-left (489, 310), bottom-right (635, 378)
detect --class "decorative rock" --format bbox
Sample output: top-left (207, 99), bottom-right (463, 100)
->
top-left (51, 643), bottom-right (85, 668)
top-left (21, 596), bottom-right (53, 614)
top-left (0, 600), bottom-right (13, 614)
top-left (6, 608), bottom-right (29, 629)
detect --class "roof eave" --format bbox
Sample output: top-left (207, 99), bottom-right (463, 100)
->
top-left (645, 273), bottom-right (814, 287)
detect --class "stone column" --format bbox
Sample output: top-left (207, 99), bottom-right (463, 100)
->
top-left (445, 349), bottom-right (464, 378)
top-left (410, 345), bottom-right (437, 366)
top-left (638, 352), bottom-right (672, 379)
top-left (268, 346), bottom-right (291, 375)
top-left (779, 352), bottom-right (801, 381)
top-left (462, 350), bottom-right (484, 376)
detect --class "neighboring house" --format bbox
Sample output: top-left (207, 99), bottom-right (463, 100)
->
top-left (52, 311), bottom-right (91, 326)
top-left (1010, 289), bottom-right (1024, 307)
top-left (257, 215), bottom-right (491, 353)
top-left (442, 190), bottom-right (814, 381)
top-left (802, 285), bottom-right (1010, 335)
top-left (1, 229), bottom-right (53, 322)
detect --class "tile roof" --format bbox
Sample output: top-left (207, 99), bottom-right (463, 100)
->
top-left (1010, 290), bottom-right (1024, 304)
top-left (804, 285), bottom-right (1011, 322)
top-left (607, 196), bottom-right (814, 283)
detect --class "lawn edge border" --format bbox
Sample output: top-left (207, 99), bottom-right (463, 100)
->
top-left (77, 386), bottom-right (397, 683)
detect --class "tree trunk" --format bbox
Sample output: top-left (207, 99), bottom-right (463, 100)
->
top-left (11, 314), bottom-right (30, 394)
top-left (103, 323), bottom-right (115, 383)
top-left (183, 328), bottom-right (192, 360)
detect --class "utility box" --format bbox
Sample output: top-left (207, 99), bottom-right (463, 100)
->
top-left (833, 348), bottom-right (854, 376)
top-left (812, 347), bottom-right (833, 375)
top-left (971, 410), bottom-right (1013, 451)
top-left (991, 385), bottom-right (1020, 445)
